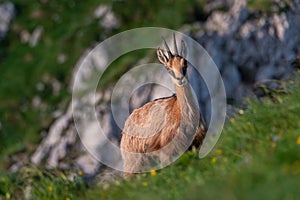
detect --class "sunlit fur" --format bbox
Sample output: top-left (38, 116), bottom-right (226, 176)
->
top-left (120, 36), bottom-right (206, 176)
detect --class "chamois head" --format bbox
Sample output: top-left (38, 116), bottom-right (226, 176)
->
top-left (157, 34), bottom-right (188, 86)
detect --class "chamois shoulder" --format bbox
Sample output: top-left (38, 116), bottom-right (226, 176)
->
top-left (130, 94), bottom-right (177, 116)
top-left (123, 94), bottom-right (179, 129)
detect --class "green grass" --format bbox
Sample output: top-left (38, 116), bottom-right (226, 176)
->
top-left (1, 0), bottom-right (299, 199)
top-left (0, 165), bottom-right (86, 199)
top-left (0, 0), bottom-right (104, 168)
top-left (1, 0), bottom-right (288, 171)
top-left (1, 74), bottom-right (300, 199)
top-left (247, 0), bottom-right (291, 14)
top-left (82, 75), bottom-right (300, 200)
top-left (0, 0), bottom-right (204, 170)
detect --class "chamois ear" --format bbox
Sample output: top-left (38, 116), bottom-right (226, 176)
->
top-left (157, 48), bottom-right (168, 66)
top-left (180, 40), bottom-right (187, 58)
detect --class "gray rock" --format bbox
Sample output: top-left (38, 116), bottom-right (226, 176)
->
top-left (30, 103), bottom-right (74, 167)
top-left (18, 0), bottom-right (300, 180)
top-left (0, 2), bottom-right (15, 40)
top-left (255, 64), bottom-right (276, 81)
top-left (94, 5), bottom-right (120, 30)
top-left (197, 0), bottom-right (299, 104)
top-left (29, 26), bottom-right (43, 47)
top-left (204, 0), bottom-right (234, 13)
top-left (222, 64), bottom-right (241, 98)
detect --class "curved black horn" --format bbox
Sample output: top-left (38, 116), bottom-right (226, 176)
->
top-left (173, 33), bottom-right (179, 55)
top-left (180, 39), bottom-right (187, 57)
top-left (161, 36), bottom-right (173, 58)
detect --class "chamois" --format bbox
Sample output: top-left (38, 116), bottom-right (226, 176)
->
top-left (120, 34), bottom-right (206, 175)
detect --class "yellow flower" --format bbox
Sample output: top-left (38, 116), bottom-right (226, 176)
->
top-left (150, 169), bottom-right (156, 176)
top-left (78, 170), bottom-right (84, 176)
top-left (142, 182), bottom-right (148, 187)
top-left (48, 185), bottom-right (53, 192)
top-left (5, 192), bottom-right (10, 200)
top-left (115, 181), bottom-right (120, 186)
top-left (230, 118), bottom-right (235, 123)
top-left (271, 142), bottom-right (277, 148)
top-left (65, 197), bottom-right (71, 200)
top-left (216, 149), bottom-right (223, 155)
top-left (222, 157), bottom-right (228, 163)
top-left (211, 157), bottom-right (217, 164)
top-left (292, 160), bottom-right (300, 175)
top-left (297, 136), bottom-right (300, 145)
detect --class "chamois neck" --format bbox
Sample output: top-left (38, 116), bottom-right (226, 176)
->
top-left (175, 82), bottom-right (199, 121)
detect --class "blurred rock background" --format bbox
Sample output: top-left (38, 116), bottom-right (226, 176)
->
top-left (0, 0), bottom-right (299, 179)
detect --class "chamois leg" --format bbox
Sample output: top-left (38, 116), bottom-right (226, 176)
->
top-left (122, 152), bottom-right (143, 178)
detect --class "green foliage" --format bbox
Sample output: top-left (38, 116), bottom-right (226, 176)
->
top-left (0, 165), bottom-right (86, 199)
top-left (83, 76), bottom-right (300, 200)
top-left (1, 0), bottom-right (299, 199)
top-left (0, 0), bottom-right (205, 170)
top-left (2, 75), bottom-right (298, 199)
top-left (111, 0), bottom-right (207, 29)
top-left (247, 0), bottom-right (292, 14)
top-left (0, 0), bottom-right (104, 168)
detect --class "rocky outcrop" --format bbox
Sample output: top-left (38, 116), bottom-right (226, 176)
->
top-left (0, 2), bottom-right (15, 40)
top-left (9, 0), bottom-right (300, 178)
top-left (196, 0), bottom-right (299, 103)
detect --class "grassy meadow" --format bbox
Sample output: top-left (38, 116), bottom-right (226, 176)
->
top-left (0, 0), bottom-right (299, 199)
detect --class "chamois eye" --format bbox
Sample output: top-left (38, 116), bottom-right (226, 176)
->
top-left (120, 34), bottom-right (207, 176)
